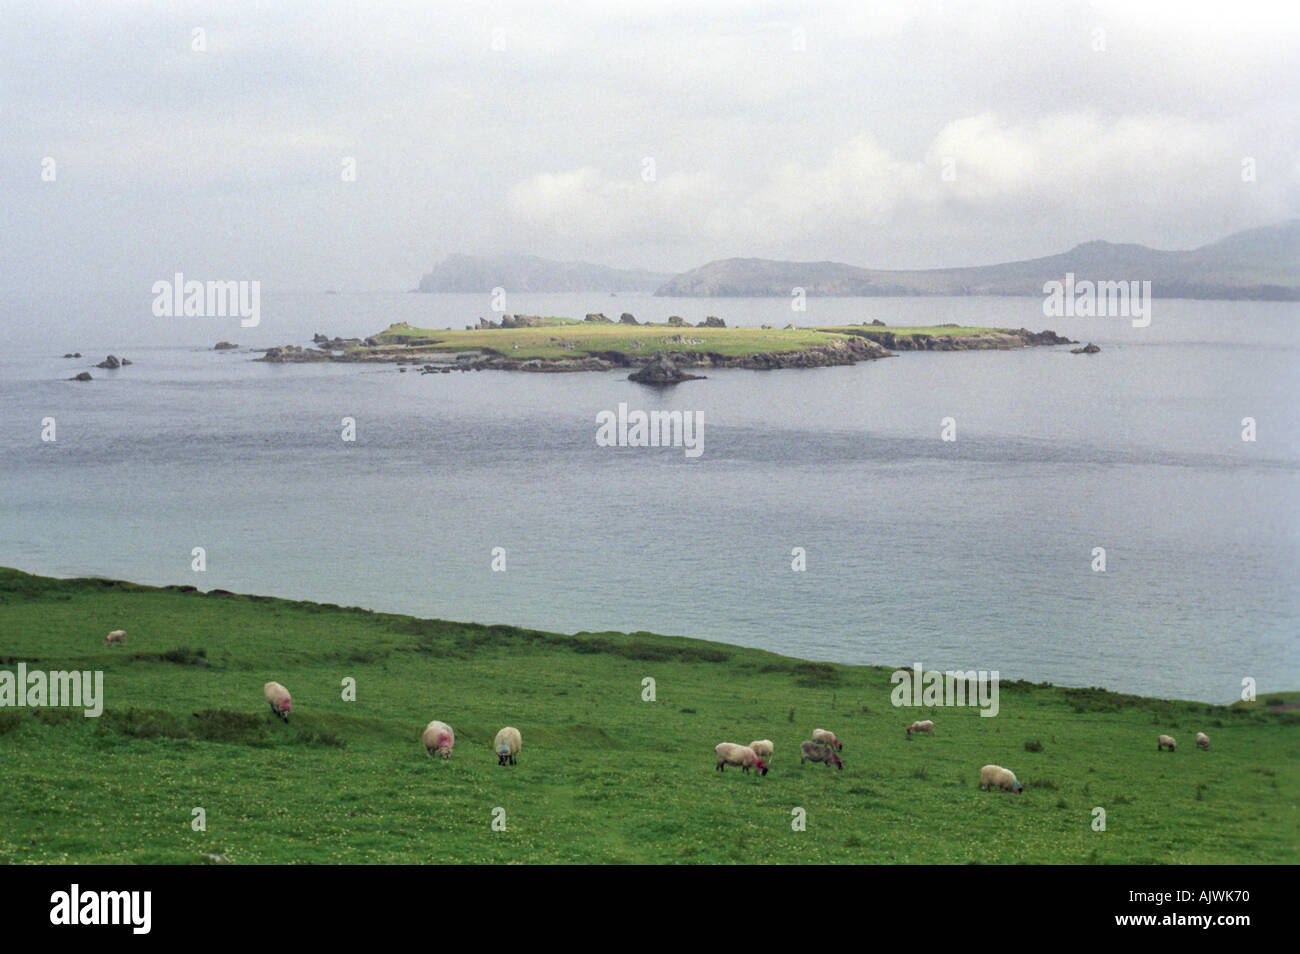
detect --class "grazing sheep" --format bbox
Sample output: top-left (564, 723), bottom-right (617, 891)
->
top-left (715, 742), bottom-right (768, 776)
top-left (1157, 734), bottom-right (1177, 752)
top-left (1195, 732), bottom-right (1209, 751)
top-left (494, 726), bottom-right (522, 765)
top-left (423, 720), bottom-right (455, 759)
top-left (263, 682), bottom-right (291, 723)
top-left (906, 720), bottom-right (934, 739)
top-left (812, 728), bottom-right (842, 751)
top-left (749, 739), bottom-right (774, 762)
top-left (800, 741), bottom-right (843, 770)
top-left (978, 764), bottom-right (1023, 793)
top-left (104, 630), bottom-right (126, 646)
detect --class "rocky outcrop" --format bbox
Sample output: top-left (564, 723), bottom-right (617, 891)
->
top-left (584, 313), bottom-right (612, 323)
top-left (698, 316), bottom-right (726, 328)
top-left (312, 334), bottom-right (364, 349)
top-left (258, 345), bottom-right (334, 363)
top-left (214, 341), bottom-right (238, 350)
top-left (628, 352), bottom-right (705, 384)
top-left (96, 355), bottom-right (125, 369)
top-left (70, 372), bottom-right (92, 381)
top-left (61, 352), bottom-right (82, 358)
top-left (1071, 342), bottom-right (1101, 354)
top-left (619, 312), bottom-right (638, 324)
top-left (476, 314), bottom-right (551, 329)
top-left (823, 326), bottom-right (1074, 351)
top-left (667, 316), bottom-right (686, 326)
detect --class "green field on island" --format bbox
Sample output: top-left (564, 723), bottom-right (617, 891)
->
top-left (1, 567), bottom-right (1295, 864)
top-left (367, 320), bottom-right (1004, 361)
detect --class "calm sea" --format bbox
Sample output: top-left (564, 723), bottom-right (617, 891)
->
top-left (1, 288), bottom-right (1296, 702)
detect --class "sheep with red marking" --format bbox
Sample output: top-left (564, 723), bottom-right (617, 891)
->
top-left (812, 728), bottom-right (842, 751)
top-left (423, 720), bottom-right (455, 759)
top-left (906, 720), bottom-right (934, 739)
top-left (263, 682), bottom-right (291, 723)
top-left (1158, 734), bottom-right (1176, 752)
top-left (1195, 732), bottom-right (1209, 751)
top-left (715, 742), bottom-right (768, 776)
top-left (104, 630), bottom-right (126, 646)
top-left (800, 741), bottom-right (842, 770)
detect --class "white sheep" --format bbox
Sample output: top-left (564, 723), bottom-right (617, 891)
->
top-left (494, 726), bottom-right (522, 765)
top-left (978, 764), bottom-right (1023, 793)
top-left (906, 719), bottom-right (934, 739)
top-left (104, 630), bottom-right (126, 646)
top-left (715, 742), bottom-right (768, 776)
top-left (749, 739), bottom-right (774, 762)
top-left (800, 740), bottom-right (843, 770)
top-left (1195, 732), bottom-right (1209, 751)
top-left (263, 681), bottom-right (291, 723)
top-left (423, 720), bottom-right (455, 759)
top-left (812, 728), bottom-right (842, 751)
top-left (1157, 734), bottom-right (1176, 752)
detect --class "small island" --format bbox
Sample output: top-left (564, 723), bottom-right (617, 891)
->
top-left (256, 316), bottom-right (1075, 375)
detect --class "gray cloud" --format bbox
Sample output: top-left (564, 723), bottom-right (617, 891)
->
top-left (2, 0), bottom-right (1297, 296)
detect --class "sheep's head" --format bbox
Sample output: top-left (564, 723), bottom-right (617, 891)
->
top-left (1012, 780), bottom-right (1023, 793)
top-left (832, 754), bottom-right (843, 770)
top-left (754, 758), bottom-right (769, 777)
top-left (496, 745), bottom-right (511, 765)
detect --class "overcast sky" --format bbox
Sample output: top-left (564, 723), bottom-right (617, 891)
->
top-left (2, 0), bottom-right (1297, 291)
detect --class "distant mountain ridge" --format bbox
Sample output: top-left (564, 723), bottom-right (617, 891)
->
top-left (653, 221), bottom-right (1300, 300)
top-left (416, 254), bottom-right (670, 293)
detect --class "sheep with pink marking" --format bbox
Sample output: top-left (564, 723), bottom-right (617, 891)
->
top-left (715, 742), bottom-right (768, 776)
top-left (812, 728), bottom-right (842, 751)
top-left (263, 682), bottom-right (292, 723)
top-left (906, 720), bottom-right (934, 739)
top-left (800, 741), bottom-right (842, 770)
top-left (104, 630), bottom-right (126, 646)
top-left (423, 720), bottom-right (455, 759)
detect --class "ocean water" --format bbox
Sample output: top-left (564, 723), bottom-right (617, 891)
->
top-left (1, 289), bottom-right (1296, 702)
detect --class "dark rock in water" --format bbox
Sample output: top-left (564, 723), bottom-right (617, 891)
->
top-left (628, 352), bottom-right (705, 385)
top-left (619, 312), bottom-right (638, 324)
top-left (70, 371), bottom-right (92, 381)
top-left (698, 316), bottom-right (726, 328)
top-left (121, 358), bottom-right (132, 365)
top-left (871, 319), bottom-right (886, 326)
top-left (62, 352), bottom-right (82, 358)
top-left (214, 341), bottom-right (237, 350)
top-left (667, 316), bottom-right (686, 326)
top-left (1071, 342), bottom-right (1101, 354)
top-left (584, 312), bottom-right (612, 323)
top-left (96, 355), bottom-right (121, 369)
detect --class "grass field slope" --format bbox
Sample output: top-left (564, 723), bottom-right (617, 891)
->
top-left (1, 568), bottom-right (1295, 864)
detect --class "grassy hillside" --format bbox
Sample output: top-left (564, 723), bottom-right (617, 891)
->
top-left (373, 321), bottom-right (855, 360)
top-left (1, 568), bottom-right (1295, 864)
